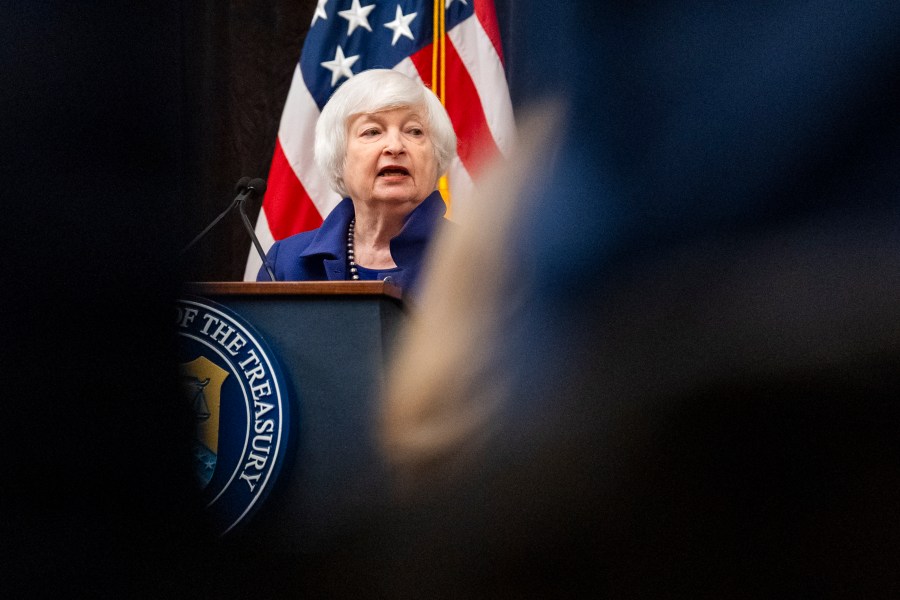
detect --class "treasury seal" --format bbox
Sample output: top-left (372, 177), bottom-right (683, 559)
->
top-left (176, 296), bottom-right (291, 535)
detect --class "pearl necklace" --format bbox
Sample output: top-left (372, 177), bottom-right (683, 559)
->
top-left (347, 218), bottom-right (359, 280)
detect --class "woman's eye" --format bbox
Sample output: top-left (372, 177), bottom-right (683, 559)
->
top-left (407, 128), bottom-right (424, 136)
top-left (362, 128), bottom-right (380, 137)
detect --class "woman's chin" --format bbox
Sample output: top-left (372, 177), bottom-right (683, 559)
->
top-left (367, 188), bottom-right (426, 206)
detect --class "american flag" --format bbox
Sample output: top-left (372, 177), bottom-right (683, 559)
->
top-left (244, 0), bottom-right (516, 279)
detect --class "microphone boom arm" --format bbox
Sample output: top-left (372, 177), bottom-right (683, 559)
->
top-left (180, 177), bottom-right (275, 281)
top-left (237, 193), bottom-right (276, 281)
top-left (179, 192), bottom-right (246, 255)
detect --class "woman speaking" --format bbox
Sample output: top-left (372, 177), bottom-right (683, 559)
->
top-left (258, 69), bottom-right (457, 295)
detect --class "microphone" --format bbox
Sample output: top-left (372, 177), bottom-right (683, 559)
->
top-left (181, 178), bottom-right (275, 282)
top-left (234, 176), bottom-right (251, 194)
top-left (235, 179), bottom-right (276, 281)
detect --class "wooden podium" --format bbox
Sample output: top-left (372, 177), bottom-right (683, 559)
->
top-left (181, 282), bottom-right (407, 552)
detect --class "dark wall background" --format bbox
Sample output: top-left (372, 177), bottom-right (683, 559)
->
top-left (179, 0), bottom-right (530, 281)
top-left (5, 4), bottom-right (205, 597)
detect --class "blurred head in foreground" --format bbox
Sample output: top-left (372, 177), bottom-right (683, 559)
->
top-left (379, 2), bottom-right (900, 597)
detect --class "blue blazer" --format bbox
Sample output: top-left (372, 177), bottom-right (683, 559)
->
top-left (258, 190), bottom-right (447, 295)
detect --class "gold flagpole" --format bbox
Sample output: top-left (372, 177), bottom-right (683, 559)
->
top-left (433, 0), bottom-right (451, 216)
top-left (431, 0), bottom-right (439, 96)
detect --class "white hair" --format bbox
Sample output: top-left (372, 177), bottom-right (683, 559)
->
top-left (314, 69), bottom-right (457, 198)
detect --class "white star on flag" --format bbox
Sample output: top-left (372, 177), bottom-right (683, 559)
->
top-left (320, 45), bottom-right (359, 86)
top-left (384, 5), bottom-right (417, 46)
top-left (338, 0), bottom-right (376, 36)
top-left (312, 0), bottom-right (328, 26)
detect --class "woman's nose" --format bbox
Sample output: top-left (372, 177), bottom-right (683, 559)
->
top-left (383, 130), bottom-right (405, 155)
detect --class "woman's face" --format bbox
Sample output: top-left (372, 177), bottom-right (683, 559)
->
top-left (342, 106), bottom-right (438, 210)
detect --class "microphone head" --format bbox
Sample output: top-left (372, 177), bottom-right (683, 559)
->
top-left (247, 178), bottom-right (267, 195)
top-left (234, 176), bottom-right (251, 194)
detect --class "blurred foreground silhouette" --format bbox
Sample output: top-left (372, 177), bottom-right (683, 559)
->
top-left (378, 2), bottom-right (900, 597)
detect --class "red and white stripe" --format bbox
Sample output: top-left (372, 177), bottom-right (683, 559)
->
top-left (245, 0), bottom-right (515, 280)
